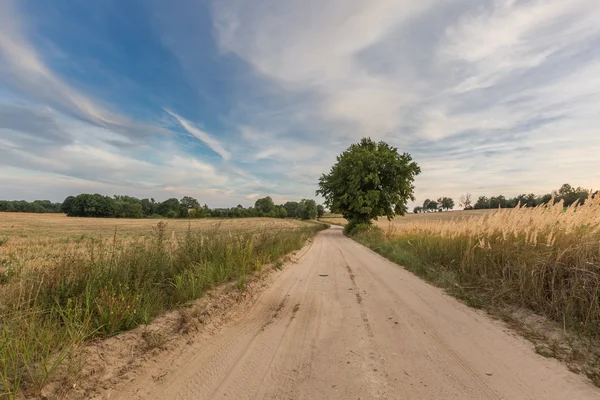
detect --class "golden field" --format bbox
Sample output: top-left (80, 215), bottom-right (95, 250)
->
top-left (0, 213), bottom-right (310, 270)
top-left (0, 213), bottom-right (323, 397)
top-left (319, 208), bottom-right (496, 227)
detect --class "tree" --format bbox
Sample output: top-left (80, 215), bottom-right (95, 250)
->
top-left (180, 196), bottom-right (200, 210)
top-left (61, 196), bottom-right (76, 215)
top-left (141, 198), bottom-right (156, 216)
top-left (316, 204), bottom-right (325, 218)
top-left (255, 196), bottom-right (276, 214)
top-left (283, 201), bottom-right (299, 218)
top-left (157, 198), bottom-right (181, 217)
top-left (459, 193), bottom-right (473, 210)
top-left (278, 207), bottom-right (288, 218)
top-left (317, 138), bottom-right (420, 230)
top-left (474, 196), bottom-right (490, 209)
top-left (297, 199), bottom-right (318, 220)
top-left (426, 199), bottom-right (439, 212)
top-left (489, 195), bottom-right (507, 209)
top-left (413, 206), bottom-right (422, 214)
top-left (422, 199), bottom-right (431, 212)
top-left (438, 197), bottom-right (454, 211)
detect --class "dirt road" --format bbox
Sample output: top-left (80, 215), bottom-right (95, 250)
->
top-left (109, 226), bottom-right (598, 399)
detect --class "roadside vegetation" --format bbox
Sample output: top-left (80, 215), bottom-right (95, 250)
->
top-left (0, 215), bottom-right (325, 398)
top-left (352, 197), bottom-right (600, 383)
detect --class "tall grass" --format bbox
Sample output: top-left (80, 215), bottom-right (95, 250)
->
top-left (0, 221), bottom-right (326, 398)
top-left (355, 196), bottom-right (600, 334)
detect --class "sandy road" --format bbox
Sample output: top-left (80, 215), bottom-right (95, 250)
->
top-left (112, 226), bottom-right (598, 399)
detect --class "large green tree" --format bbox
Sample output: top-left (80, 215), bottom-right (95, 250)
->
top-left (297, 199), bottom-right (318, 220)
top-left (317, 138), bottom-right (420, 228)
top-left (255, 196), bottom-right (276, 214)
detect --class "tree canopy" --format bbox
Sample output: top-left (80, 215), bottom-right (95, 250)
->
top-left (317, 138), bottom-right (420, 227)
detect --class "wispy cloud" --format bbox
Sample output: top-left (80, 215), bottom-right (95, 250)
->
top-left (0, 1), bottom-right (126, 129)
top-left (164, 109), bottom-right (231, 160)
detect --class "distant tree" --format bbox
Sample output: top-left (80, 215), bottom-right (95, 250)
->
top-left (473, 196), bottom-right (490, 210)
top-left (255, 196), bottom-right (276, 214)
top-left (283, 201), bottom-right (299, 218)
top-left (459, 193), bottom-right (473, 210)
top-left (180, 196), bottom-right (200, 210)
top-left (437, 197), bottom-right (455, 211)
top-left (316, 204), bottom-right (325, 218)
top-left (278, 207), bottom-right (288, 218)
top-left (141, 198), bottom-right (156, 216)
top-left (556, 183), bottom-right (589, 207)
top-left (426, 199), bottom-right (439, 212)
top-left (297, 199), bottom-right (318, 220)
top-left (489, 195), bottom-right (507, 209)
top-left (157, 198), bottom-right (181, 217)
top-left (413, 206), bottom-right (422, 214)
top-left (316, 138), bottom-right (420, 231)
top-left (422, 199), bottom-right (431, 212)
top-left (539, 193), bottom-right (553, 205)
top-left (61, 196), bottom-right (76, 215)
top-left (69, 193), bottom-right (116, 217)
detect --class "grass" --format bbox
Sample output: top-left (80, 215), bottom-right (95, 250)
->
top-left (319, 208), bottom-right (495, 228)
top-left (0, 214), bottom-right (326, 398)
top-left (353, 197), bottom-right (600, 383)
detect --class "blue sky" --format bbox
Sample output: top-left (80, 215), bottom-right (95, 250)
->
top-left (1, 0), bottom-right (599, 207)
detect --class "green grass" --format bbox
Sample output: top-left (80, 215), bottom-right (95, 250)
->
top-left (0, 221), bottom-right (326, 398)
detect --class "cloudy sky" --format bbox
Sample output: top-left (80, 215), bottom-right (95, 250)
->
top-left (1, 0), bottom-right (599, 207)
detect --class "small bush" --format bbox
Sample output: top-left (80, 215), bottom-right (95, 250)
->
top-left (344, 219), bottom-right (373, 236)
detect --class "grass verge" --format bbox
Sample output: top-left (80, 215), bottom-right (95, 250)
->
top-left (0, 221), bottom-right (326, 398)
top-left (352, 198), bottom-right (600, 385)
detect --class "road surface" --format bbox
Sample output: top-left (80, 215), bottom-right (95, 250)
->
top-left (112, 226), bottom-right (598, 399)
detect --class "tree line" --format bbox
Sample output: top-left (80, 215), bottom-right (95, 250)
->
top-left (412, 184), bottom-right (595, 213)
top-left (54, 193), bottom-right (324, 220)
top-left (465, 184), bottom-right (595, 210)
top-left (413, 197), bottom-right (455, 213)
top-left (0, 200), bottom-right (62, 213)
top-left (457, 184), bottom-right (595, 211)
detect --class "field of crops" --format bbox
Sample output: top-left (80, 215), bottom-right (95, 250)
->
top-left (0, 213), bottom-right (324, 397)
top-left (319, 208), bottom-right (495, 227)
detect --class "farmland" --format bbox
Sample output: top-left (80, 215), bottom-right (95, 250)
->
top-left (319, 208), bottom-right (496, 227)
top-left (0, 213), bottom-right (324, 397)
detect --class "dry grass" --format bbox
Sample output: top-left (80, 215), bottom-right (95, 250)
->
top-left (0, 213), bottom-right (308, 271)
top-left (0, 213), bottom-right (324, 398)
top-left (354, 197), bottom-right (600, 384)
top-left (319, 209), bottom-right (495, 227)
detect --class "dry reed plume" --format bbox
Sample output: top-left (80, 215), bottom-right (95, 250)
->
top-left (359, 196), bottom-right (600, 333)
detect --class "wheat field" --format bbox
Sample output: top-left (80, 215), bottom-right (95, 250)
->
top-left (0, 213), bottom-right (323, 397)
top-left (319, 208), bottom-right (495, 227)
top-left (361, 198), bottom-right (600, 333)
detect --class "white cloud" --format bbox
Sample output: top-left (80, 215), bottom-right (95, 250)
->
top-left (0, 1), bottom-right (129, 128)
top-left (209, 0), bottom-right (600, 205)
top-left (165, 109), bottom-right (231, 160)
top-left (441, 0), bottom-right (600, 93)
top-left (213, 0), bottom-right (433, 134)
